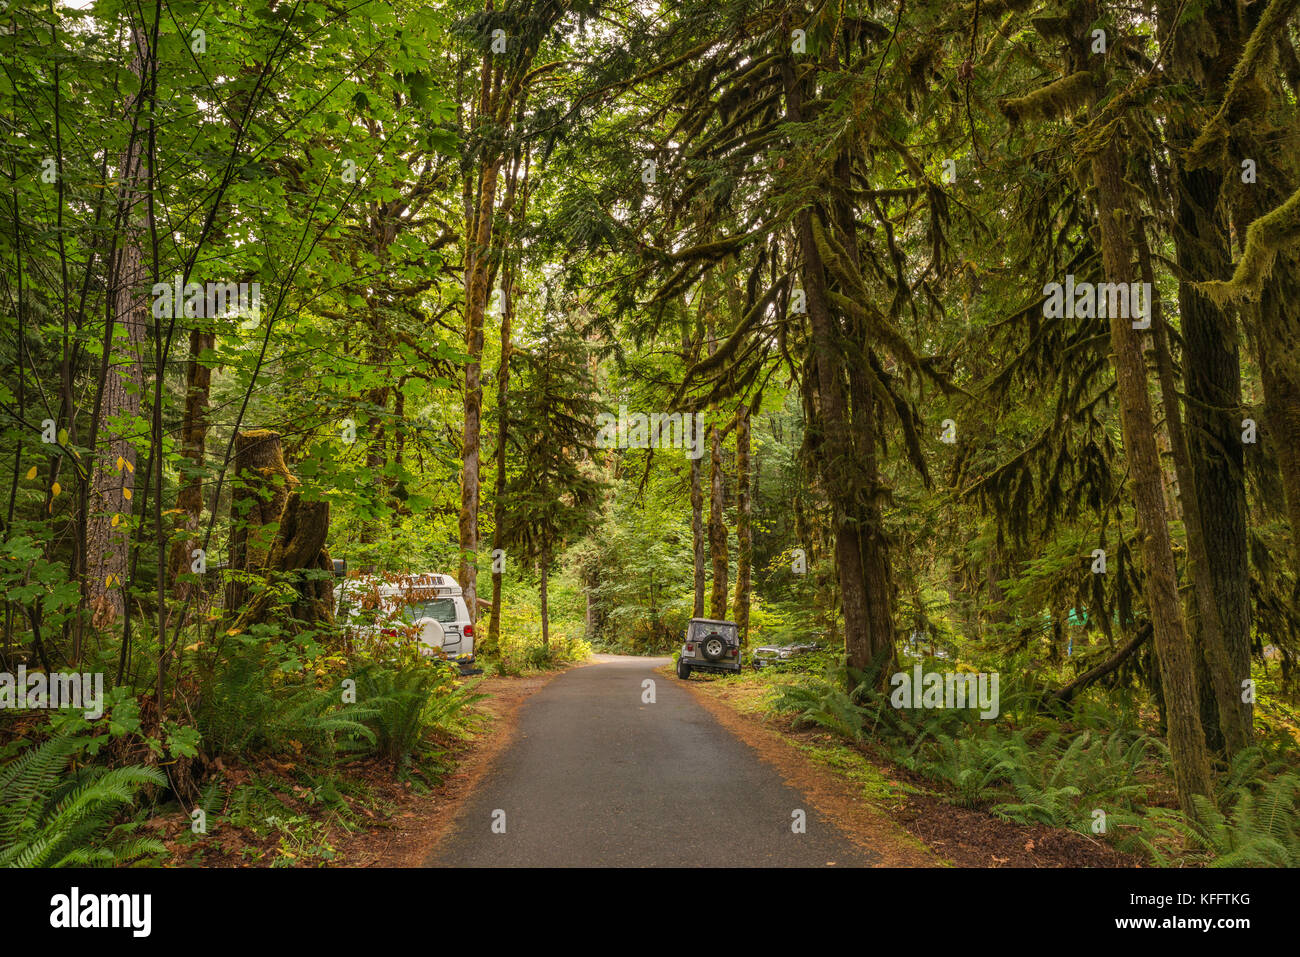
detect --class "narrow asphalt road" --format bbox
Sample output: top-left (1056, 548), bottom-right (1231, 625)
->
top-left (426, 654), bottom-right (879, 867)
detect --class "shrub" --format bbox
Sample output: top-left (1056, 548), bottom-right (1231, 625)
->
top-left (349, 661), bottom-right (484, 765)
top-left (196, 647), bottom-right (376, 760)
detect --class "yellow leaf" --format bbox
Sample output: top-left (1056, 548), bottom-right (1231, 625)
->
top-left (124, 460), bottom-right (135, 474)
top-left (51, 482), bottom-right (61, 497)
top-left (226, 628), bottom-right (242, 636)
top-left (184, 642), bottom-right (203, 652)
top-left (122, 488), bottom-right (132, 500)
top-left (111, 514), bottom-right (120, 527)
top-left (25, 466), bottom-right (36, 480)
top-left (116, 456), bottom-right (125, 471)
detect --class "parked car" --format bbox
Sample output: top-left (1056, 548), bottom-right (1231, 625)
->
top-left (335, 573), bottom-right (476, 672)
top-left (676, 618), bottom-right (742, 678)
top-left (751, 639), bottom-right (821, 669)
top-left (901, 630), bottom-right (952, 660)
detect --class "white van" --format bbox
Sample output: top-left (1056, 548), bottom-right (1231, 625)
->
top-left (335, 573), bottom-right (475, 670)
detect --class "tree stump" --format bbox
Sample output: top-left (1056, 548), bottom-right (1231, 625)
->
top-left (229, 491), bottom-right (335, 633)
top-left (226, 430), bottom-right (299, 615)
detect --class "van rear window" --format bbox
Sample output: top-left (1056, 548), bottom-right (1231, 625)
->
top-left (402, 598), bottom-right (458, 624)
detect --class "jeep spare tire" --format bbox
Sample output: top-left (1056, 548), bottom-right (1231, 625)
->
top-left (702, 632), bottom-right (727, 662)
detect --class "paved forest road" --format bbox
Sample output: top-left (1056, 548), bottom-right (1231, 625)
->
top-left (426, 654), bottom-right (879, 867)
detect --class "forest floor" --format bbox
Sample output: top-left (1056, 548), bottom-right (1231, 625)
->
top-left (680, 668), bottom-right (1140, 868)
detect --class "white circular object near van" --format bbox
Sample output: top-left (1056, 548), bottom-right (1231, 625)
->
top-left (415, 617), bottom-right (445, 651)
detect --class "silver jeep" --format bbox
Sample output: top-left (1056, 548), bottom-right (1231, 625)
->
top-left (676, 618), bottom-right (742, 678)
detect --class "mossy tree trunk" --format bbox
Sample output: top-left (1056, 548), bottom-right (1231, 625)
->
top-left (1253, 262), bottom-right (1300, 580)
top-left (1143, 219), bottom-right (1250, 756)
top-left (690, 450), bottom-right (706, 619)
top-left (708, 412), bottom-right (728, 621)
top-left (166, 329), bottom-right (214, 612)
top-left (539, 548), bottom-right (550, 650)
top-left (85, 19), bottom-right (148, 635)
top-left (1157, 0), bottom-right (1255, 756)
top-left (1090, 138), bottom-right (1215, 819)
top-left (733, 402), bottom-right (752, 642)
top-left (782, 50), bottom-right (896, 680)
top-left (487, 251), bottom-right (513, 660)
top-left (227, 430), bottom-right (298, 616)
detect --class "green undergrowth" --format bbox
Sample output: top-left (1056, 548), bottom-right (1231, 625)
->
top-left (1, 615), bottom-right (488, 867)
top-left (766, 653), bottom-right (1300, 867)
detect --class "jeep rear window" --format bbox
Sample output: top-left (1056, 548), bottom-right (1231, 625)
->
top-left (691, 622), bottom-right (737, 641)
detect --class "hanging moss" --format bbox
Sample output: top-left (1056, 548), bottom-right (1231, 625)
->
top-left (999, 71), bottom-right (1095, 126)
top-left (957, 0), bottom-right (1038, 22)
top-left (1186, 0), bottom-right (1299, 169)
top-left (1199, 185), bottom-right (1300, 304)
top-left (1186, 76), bottom-right (1273, 169)
top-left (1029, 16), bottom-right (1075, 42)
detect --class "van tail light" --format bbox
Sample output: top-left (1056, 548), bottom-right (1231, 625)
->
top-left (686, 643), bottom-right (694, 652)
top-left (729, 648), bottom-right (737, 657)
top-left (464, 624), bottom-right (474, 637)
